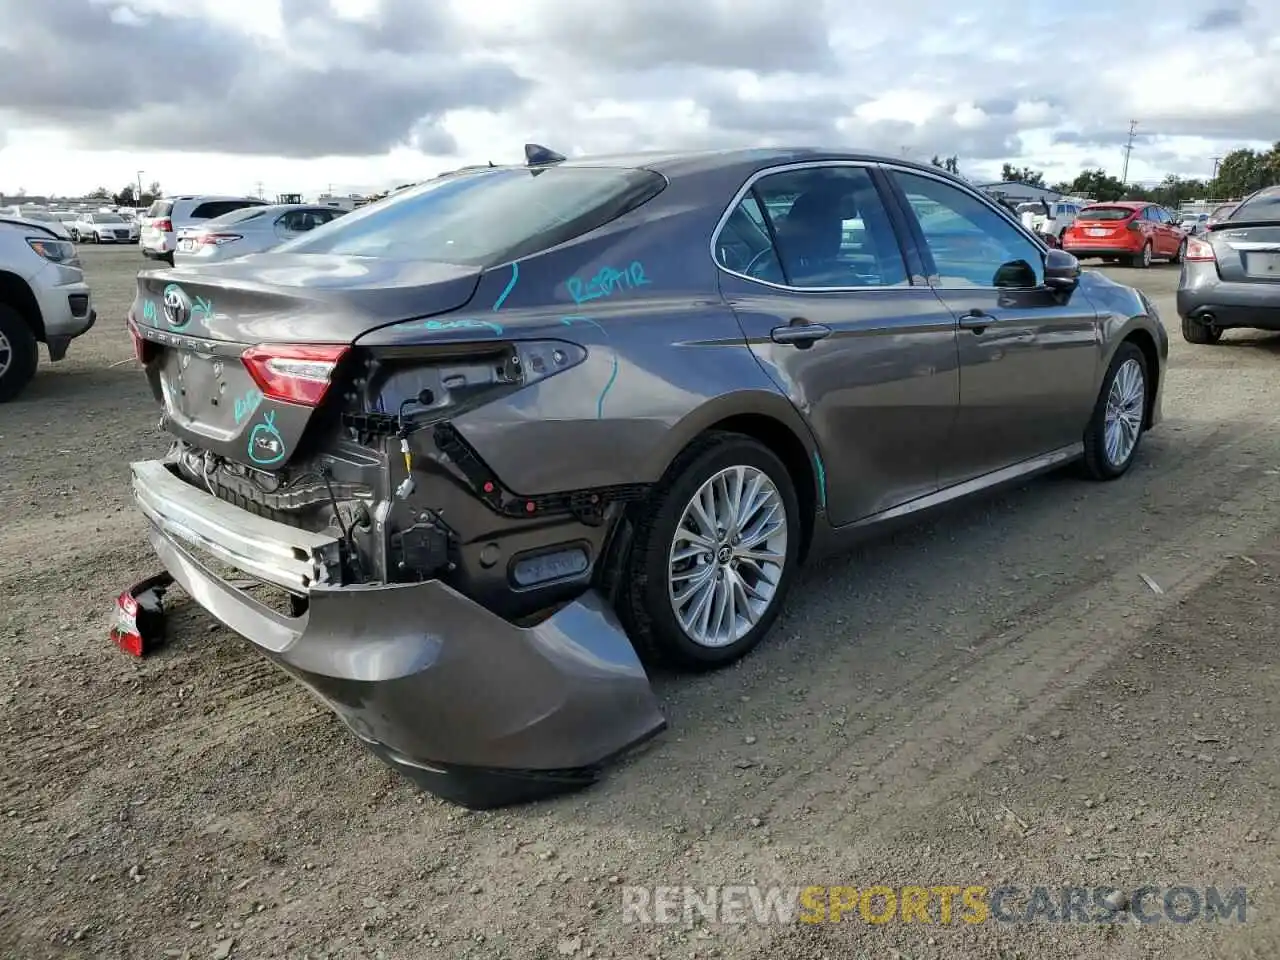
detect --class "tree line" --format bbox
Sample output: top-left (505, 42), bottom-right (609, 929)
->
top-left (931, 143), bottom-right (1280, 206)
top-left (83, 181), bottom-right (165, 208)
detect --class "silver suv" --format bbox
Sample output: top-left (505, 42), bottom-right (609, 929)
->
top-left (0, 215), bottom-right (96, 401)
top-left (140, 195), bottom-right (268, 264)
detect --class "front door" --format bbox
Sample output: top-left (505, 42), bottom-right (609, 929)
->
top-left (883, 168), bottom-right (1102, 488)
top-left (715, 163), bottom-right (961, 525)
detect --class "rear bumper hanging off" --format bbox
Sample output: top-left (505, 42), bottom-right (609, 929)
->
top-left (129, 459), bottom-right (666, 809)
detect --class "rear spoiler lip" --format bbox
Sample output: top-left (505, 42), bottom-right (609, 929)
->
top-left (1206, 219), bottom-right (1280, 232)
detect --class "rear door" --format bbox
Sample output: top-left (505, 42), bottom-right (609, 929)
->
top-left (883, 167), bottom-right (1101, 486)
top-left (716, 162), bottom-right (961, 524)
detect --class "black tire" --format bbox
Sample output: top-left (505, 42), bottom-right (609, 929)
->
top-left (0, 304), bottom-right (39, 403)
top-left (1130, 242), bottom-right (1152, 269)
top-left (616, 432), bottom-right (802, 670)
top-left (1170, 239), bottom-right (1186, 264)
top-left (1080, 341), bottom-right (1149, 481)
top-left (1181, 315), bottom-right (1222, 345)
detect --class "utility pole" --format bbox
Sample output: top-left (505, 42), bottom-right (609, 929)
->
top-left (255, 180), bottom-right (264, 199)
top-left (136, 170), bottom-right (144, 208)
top-left (1210, 156), bottom-right (1222, 178)
top-left (1120, 120), bottom-right (1138, 185)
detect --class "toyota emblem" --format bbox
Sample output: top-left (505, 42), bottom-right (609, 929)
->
top-left (162, 284), bottom-right (190, 329)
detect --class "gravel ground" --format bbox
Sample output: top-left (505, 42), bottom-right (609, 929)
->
top-left (2, 245), bottom-right (1278, 960)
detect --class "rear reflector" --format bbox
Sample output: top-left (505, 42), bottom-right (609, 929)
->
top-left (1186, 237), bottom-right (1216, 261)
top-left (241, 343), bottom-right (349, 406)
top-left (127, 315), bottom-right (157, 365)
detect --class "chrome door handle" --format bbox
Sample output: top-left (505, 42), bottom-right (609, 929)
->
top-left (771, 322), bottom-right (832, 347)
top-left (958, 310), bottom-right (993, 332)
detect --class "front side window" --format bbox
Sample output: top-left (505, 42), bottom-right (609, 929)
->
top-left (191, 200), bottom-right (266, 220)
top-left (715, 166), bottom-right (909, 289)
top-left (280, 166), bottom-right (666, 266)
top-left (891, 170), bottom-right (1044, 289)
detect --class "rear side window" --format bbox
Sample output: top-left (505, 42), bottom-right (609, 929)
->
top-left (1078, 206), bottom-right (1134, 221)
top-left (190, 200), bottom-right (266, 220)
top-left (279, 167), bottom-right (666, 265)
top-left (1228, 190), bottom-right (1280, 221)
top-left (716, 166), bottom-right (908, 288)
top-left (146, 200), bottom-right (174, 218)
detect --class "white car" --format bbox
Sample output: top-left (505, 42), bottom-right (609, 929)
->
top-left (1016, 200), bottom-right (1084, 243)
top-left (0, 213), bottom-right (96, 401)
top-left (73, 211), bottom-right (139, 243)
top-left (3, 209), bottom-right (74, 241)
top-left (140, 195), bottom-right (268, 264)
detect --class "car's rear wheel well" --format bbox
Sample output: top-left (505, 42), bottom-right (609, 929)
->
top-left (1121, 329), bottom-right (1160, 428)
top-left (701, 413), bottom-right (817, 562)
top-left (0, 270), bottom-right (45, 342)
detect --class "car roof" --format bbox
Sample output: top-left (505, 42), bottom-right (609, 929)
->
top-left (1084, 200), bottom-right (1147, 209)
top-left (504, 146), bottom-right (970, 180)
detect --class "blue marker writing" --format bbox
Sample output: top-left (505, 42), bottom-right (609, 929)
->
top-left (560, 315), bottom-right (617, 419)
top-left (422, 318), bottom-right (504, 335)
top-left (247, 410), bottom-right (286, 466)
top-left (566, 261), bottom-right (649, 305)
top-left (234, 387), bottom-right (264, 425)
top-left (141, 300), bottom-right (157, 325)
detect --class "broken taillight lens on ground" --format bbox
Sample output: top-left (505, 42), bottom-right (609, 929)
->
top-left (109, 573), bottom-right (174, 657)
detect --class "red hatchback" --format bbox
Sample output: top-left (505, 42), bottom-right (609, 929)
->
top-left (1061, 201), bottom-right (1187, 268)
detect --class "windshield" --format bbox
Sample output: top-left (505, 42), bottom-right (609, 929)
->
top-left (280, 166), bottom-right (667, 265)
top-left (97, 213), bottom-right (125, 223)
top-left (1227, 191), bottom-right (1280, 222)
top-left (23, 211), bottom-right (57, 222)
top-left (1209, 204), bottom-right (1236, 220)
top-left (1077, 206), bottom-right (1135, 221)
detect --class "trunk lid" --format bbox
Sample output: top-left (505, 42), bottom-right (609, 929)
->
top-left (132, 253), bottom-right (483, 468)
top-left (1206, 221), bottom-right (1280, 282)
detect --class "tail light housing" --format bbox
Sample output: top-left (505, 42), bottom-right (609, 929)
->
top-left (127, 314), bottom-right (158, 365)
top-left (1185, 237), bottom-right (1216, 261)
top-left (197, 233), bottom-right (242, 246)
top-left (241, 343), bottom-right (349, 406)
top-left (155, 218), bottom-right (173, 232)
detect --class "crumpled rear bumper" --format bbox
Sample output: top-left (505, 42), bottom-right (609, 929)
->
top-left (131, 459), bottom-right (666, 808)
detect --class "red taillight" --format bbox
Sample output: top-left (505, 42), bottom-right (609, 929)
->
top-left (1186, 237), bottom-right (1216, 261)
top-left (241, 343), bottom-right (349, 407)
top-left (155, 218), bottom-right (172, 232)
top-left (198, 233), bottom-right (242, 246)
top-left (127, 315), bottom-right (157, 365)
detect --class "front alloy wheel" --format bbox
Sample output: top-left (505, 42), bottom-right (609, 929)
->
top-left (1081, 342), bottom-right (1149, 480)
top-left (617, 433), bottom-right (801, 669)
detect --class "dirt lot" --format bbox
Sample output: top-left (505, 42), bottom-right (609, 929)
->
top-left (2, 245), bottom-right (1278, 960)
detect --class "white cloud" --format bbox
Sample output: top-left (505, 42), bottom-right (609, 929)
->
top-left (0, 0), bottom-right (1277, 199)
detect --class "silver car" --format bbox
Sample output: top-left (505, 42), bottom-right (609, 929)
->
top-left (173, 204), bottom-right (345, 264)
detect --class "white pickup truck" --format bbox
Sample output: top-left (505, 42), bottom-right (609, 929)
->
top-left (0, 215), bottom-right (96, 401)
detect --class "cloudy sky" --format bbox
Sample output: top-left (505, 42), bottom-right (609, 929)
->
top-left (0, 0), bottom-right (1277, 200)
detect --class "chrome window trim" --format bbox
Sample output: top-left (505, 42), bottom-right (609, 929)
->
top-left (879, 162), bottom-right (1053, 294)
top-left (708, 160), bottom-right (918, 294)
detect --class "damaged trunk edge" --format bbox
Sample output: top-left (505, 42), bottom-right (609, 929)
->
top-left (128, 258), bottom-right (667, 808)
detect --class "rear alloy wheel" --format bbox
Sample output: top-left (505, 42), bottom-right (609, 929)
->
top-left (1171, 239), bottom-right (1187, 264)
top-left (0, 304), bottom-right (39, 403)
top-left (1181, 315), bottom-right (1222, 345)
top-left (1132, 242), bottom-right (1152, 269)
top-left (1081, 342), bottom-right (1148, 481)
top-left (617, 433), bottom-right (801, 669)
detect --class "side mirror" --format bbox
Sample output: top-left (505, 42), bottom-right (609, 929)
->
top-left (1043, 247), bottom-right (1080, 292)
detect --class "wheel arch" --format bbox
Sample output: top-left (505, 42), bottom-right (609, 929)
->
top-left (0, 270), bottom-right (45, 342)
top-left (1118, 327), bottom-right (1161, 429)
top-left (644, 392), bottom-right (823, 563)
